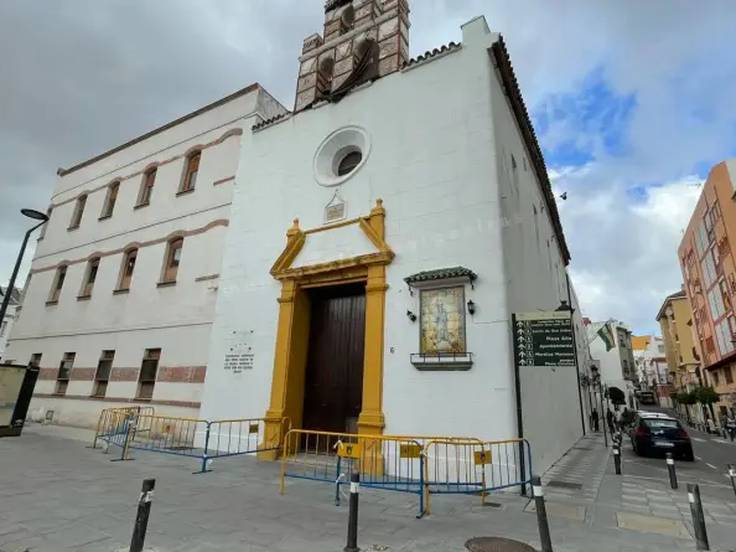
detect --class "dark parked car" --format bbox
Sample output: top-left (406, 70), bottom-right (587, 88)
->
top-left (630, 415), bottom-right (694, 461)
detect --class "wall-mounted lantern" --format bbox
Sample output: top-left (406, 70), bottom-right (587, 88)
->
top-left (406, 310), bottom-right (417, 323)
top-left (466, 300), bottom-right (476, 316)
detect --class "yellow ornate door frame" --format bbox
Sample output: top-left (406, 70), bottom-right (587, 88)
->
top-left (261, 200), bottom-right (393, 458)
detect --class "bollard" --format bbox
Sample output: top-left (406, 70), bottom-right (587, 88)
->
top-left (666, 453), bottom-right (678, 490)
top-left (344, 470), bottom-right (359, 552)
top-left (728, 464), bottom-right (736, 497)
top-left (130, 478), bottom-right (155, 552)
top-left (531, 476), bottom-right (553, 552)
top-left (613, 445), bottom-right (621, 475)
top-left (687, 484), bottom-right (710, 551)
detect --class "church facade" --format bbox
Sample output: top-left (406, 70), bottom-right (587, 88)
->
top-left (7, 0), bottom-right (590, 475)
top-left (200, 1), bottom-right (587, 473)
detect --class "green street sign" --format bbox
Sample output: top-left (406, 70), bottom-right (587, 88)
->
top-left (512, 311), bottom-right (575, 367)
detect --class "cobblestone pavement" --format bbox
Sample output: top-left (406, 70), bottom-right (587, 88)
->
top-left (0, 425), bottom-right (734, 551)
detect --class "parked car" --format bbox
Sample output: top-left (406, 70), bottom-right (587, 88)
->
top-left (630, 415), bottom-right (694, 461)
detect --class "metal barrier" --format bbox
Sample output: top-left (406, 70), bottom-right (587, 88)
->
top-left (280, 429), bottom-right (428, 518)
top-left (422, 438), bottom-right (533, 514)
top-left (280, 430), bottom-right (533, 518)
top-left (91, 406), bottom-right (155, 449)
top-left (94, 409), bottom-right (290, 474)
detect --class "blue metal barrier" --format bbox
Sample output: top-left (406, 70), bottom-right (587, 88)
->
top-left (95, 410), bottom-right (290, 473)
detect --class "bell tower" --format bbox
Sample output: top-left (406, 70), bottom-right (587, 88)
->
top-left (294, 0), bottom-right (410, 112)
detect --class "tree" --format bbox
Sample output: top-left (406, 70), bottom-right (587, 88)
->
top-left (608, 386), bottom-right (626, 406)
top-left (695, 386), bottom-right (719, 422)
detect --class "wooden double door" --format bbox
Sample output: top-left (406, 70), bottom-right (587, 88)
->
top-left (302, 284), bottom-right (366, 435)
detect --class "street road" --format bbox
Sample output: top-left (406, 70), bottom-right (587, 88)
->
top-left (620, 407), bottom-right (736, 490)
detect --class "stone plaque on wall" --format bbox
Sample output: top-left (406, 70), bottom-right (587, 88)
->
top-left (224, 330), bottom-right (255, 374)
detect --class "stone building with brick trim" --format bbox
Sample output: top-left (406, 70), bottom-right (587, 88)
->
top-left (3, 85), bottom-right (286, 426)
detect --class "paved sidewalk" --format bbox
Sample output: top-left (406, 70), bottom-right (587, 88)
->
top-left (0, 425), bottom-right (734, 551)
top-left (540, 432), bottom-right (736, 551)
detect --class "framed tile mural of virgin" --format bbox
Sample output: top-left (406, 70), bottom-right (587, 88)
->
top-left (420, 286), bottom-right (466, 354)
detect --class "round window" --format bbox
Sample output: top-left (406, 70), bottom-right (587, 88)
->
top-left (337, 150), bottom-right (362, 176)
top-left (313, 126), bottom-right (370, 187)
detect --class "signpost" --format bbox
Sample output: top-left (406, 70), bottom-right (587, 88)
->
top-left (511, 310), bottom-right (579, 494)
top-left (512, 311), bottom-right (575, 368)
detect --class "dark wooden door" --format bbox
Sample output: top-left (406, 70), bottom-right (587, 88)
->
top-left (302, 284), bottom-right (366, 434)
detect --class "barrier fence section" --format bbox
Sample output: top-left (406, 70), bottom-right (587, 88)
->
top-left (93, 408), bottom-right (290, 473)
top-left (91, 406), bottom-right (155, 449)
top-left (423, 438), bottom-right (533, 515)
top-left (280, 429), bottom-right (428, 518)
top-left (280, 430), bottom-right (533, 518)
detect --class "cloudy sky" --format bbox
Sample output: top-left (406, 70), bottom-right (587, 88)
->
top-left (1, 0), bottom-right (735, 334)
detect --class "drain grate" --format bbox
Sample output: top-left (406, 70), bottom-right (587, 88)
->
top-left (547, 480), bottom-right (583, 490)
top-left (465, 537), bottom-right (536, 552)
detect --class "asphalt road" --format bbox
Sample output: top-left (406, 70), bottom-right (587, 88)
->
top-left (620, 407), bottom-right (736, 490)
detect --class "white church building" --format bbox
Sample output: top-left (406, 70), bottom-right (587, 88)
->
top-left (200, 0), bottom-right (587, 473)
top-left (8, 0), bottom-right (589, 474)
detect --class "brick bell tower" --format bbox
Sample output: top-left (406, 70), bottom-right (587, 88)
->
top-left (294, 0), bottom-right (410, 112)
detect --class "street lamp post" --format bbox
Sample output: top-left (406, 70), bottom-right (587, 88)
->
top-left (591, 365), bottom-right (608, 448)
top-left (0, 209), bottom-right (49, 328)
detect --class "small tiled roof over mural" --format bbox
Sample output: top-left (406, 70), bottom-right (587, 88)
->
top-left (404, 266), bottom-right (478, 285)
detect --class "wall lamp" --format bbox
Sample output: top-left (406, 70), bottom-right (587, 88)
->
top-left (406, 310), bottom-right (417, 323)
top-left (467, 300), bottom-right (476, 315)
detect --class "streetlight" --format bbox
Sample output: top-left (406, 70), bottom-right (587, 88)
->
top-left (0, 209), bottom-right (49, 327)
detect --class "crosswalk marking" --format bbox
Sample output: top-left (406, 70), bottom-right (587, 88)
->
top-left (706, 462), bottom-right (717, 470)
top-left (692, 437), bottom-right (706, 443)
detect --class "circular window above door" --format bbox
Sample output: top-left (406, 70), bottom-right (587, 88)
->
top-left (313, 126), bottom-right (371, 187)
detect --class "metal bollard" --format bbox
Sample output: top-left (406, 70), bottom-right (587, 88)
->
top-left (687, 484), bottom-right (710, 551)
top-left (344, 470), bottom-right (359, 552)
top-left (665, 453), bottom-right (678, 490)
top-left (531, 476), bottom-right (553, 552)
top-left (613, 445), bottom-right (621, 475)
top-left (130, 478), bottom-right (155, 552)
top-left (728, 464), bottom-right (736, 497)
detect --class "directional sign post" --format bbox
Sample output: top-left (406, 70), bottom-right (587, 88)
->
top-left (512, 311), bottom-right (575, 368)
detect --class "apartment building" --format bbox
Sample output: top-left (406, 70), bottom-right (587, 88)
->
top-left (678, 160), bottom-right (736, 416)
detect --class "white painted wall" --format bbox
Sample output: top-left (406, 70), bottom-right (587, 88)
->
top-left (6, 86), bottom-right (287, 427)
top-left (588, 322), bottom-right (637, 408)
top-left (0, 303), bottom-right (18, 361)
top-left (201, 17), bottom-right (582, 475)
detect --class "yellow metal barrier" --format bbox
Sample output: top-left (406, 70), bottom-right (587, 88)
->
top-left (423, 437), bottom-right (533, 514)
top-left (91, 406), bottom-right (155, 449)
top-left (280, 429), bottom-right (429, 517)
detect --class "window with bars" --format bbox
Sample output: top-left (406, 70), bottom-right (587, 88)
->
top-left (100, 182), bottom-right (119, 219)
top-left (69, 194), bottom-right (87, 229)
top-left (55, 352), bottom-right (75, 395)
top-left (117, 249), bottom-right (137, 291)
top-left (161, 238), bottom-right (183, 284)
top-left (726, 366), bottom-right (734, 385)
top-left (713, 370), bottom-right (720, 385)
top-left (80, 257), bottom-right (100, 298)
top-left (92, 350), bottom-right (115, 397)
top-left (138, 168), bottom-right (157, 206)
top-left (136, 348), bottom-right (161, 399)
top-left (48, 265), bottom-right (67, 303)
top-left (180, 152), bottom-right (200, 193)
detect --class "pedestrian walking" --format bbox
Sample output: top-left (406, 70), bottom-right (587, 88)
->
top-left (726, 412), bottom-right (736, 442)
top-left (591, 409), bottom-right (600, 432)
top-left (606, 409), bottom-right (615, 435)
